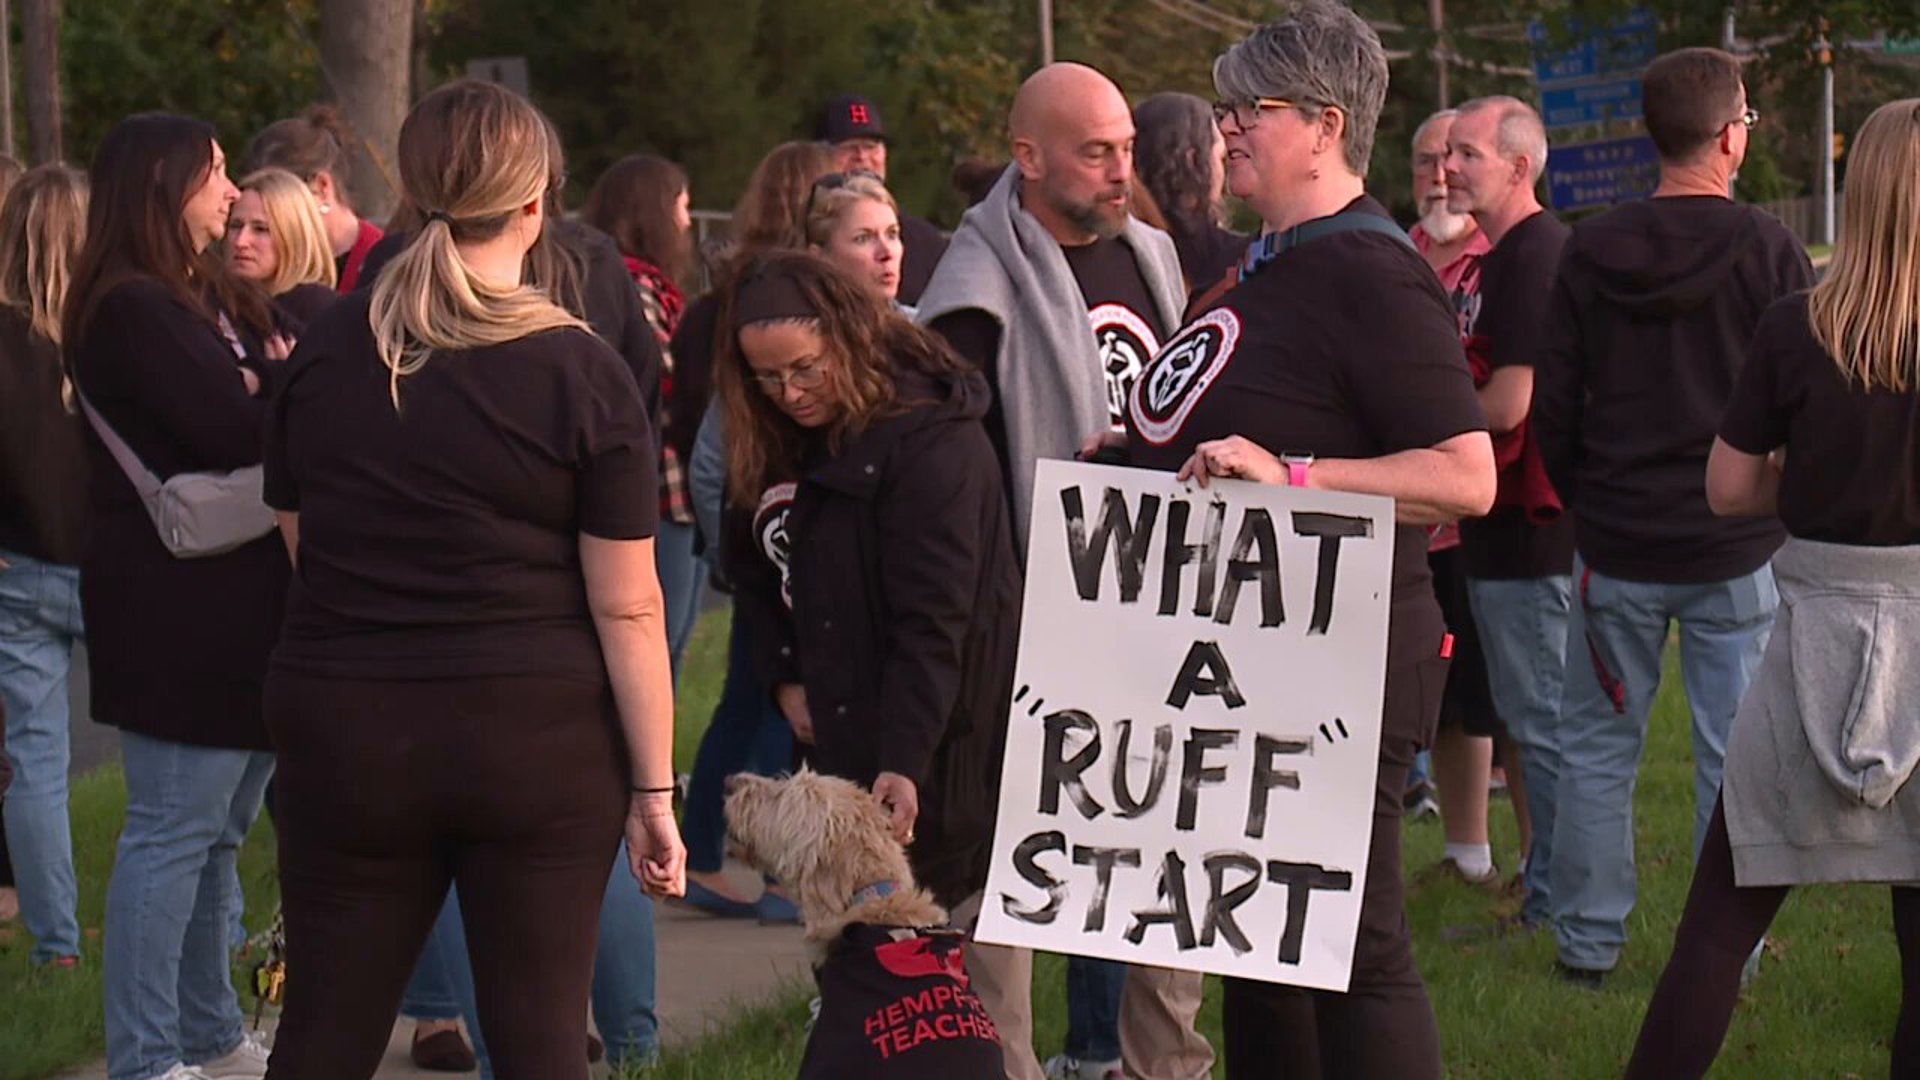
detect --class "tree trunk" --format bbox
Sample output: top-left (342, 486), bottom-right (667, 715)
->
top-left (319, 0), bottom-right (413, 221)
top-left (21, 0), bottom-right (61, 165)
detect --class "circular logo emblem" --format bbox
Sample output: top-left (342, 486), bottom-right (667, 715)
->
top-left (1087, 303), bottom-right (1160, 427)
top-left (754, 482), bottom-right (798, 608)
top-left (1129, 308), bottom-right (1241, 446)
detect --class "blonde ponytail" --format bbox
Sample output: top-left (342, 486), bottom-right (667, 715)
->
top-left (366, 80), bottom-right (588, 409)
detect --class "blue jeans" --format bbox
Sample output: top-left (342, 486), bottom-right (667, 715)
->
top-left (1466, 574), bottom-right (1572, 925)
top-left (424, 844), bottom-right (660, 1075)
top-left (683, 611), bottom-right (795, 874)
top-left (104, 730), bottom-right (274, 1080)
top-left (0, 549), bottom-right (85, 964)
top-left (1550, 559), bottom-right (1777, 972)
top-left (657, 520), bottom-right (706, 686)
top-left (1064, 956), bottom-right (1126, 1062)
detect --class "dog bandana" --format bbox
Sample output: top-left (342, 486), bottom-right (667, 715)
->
top-left (798, 924), bottom-right (1006, 1078)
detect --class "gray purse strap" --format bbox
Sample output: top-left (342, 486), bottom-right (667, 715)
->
top-left (73, 383), bottom-right (164, 503)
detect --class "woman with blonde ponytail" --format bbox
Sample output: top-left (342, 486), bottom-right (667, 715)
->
top-left (1631, 98), bottom-right (1920, 1078)
top-left (261, 79), bottom-right (685, 1080)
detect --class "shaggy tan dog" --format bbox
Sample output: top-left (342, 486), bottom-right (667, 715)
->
top-left (725, 769), bottom-right (949, 953)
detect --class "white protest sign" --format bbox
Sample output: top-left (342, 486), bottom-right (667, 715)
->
top-left (974, 459), bottom-right (1394, 991)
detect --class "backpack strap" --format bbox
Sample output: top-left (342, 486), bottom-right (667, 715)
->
top-left (1240, 211), bottom-right (1415, 282)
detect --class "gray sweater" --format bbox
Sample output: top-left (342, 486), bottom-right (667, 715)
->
top-left (914, 165), bottom-right (1185, 552)
top-left (1723, 537), bottom-right (1920, 887)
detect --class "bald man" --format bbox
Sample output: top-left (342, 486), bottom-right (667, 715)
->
top-left (916, 62), bottom-right (1186, 551)
top-left (915, 64), bottom-right (1209, 1080)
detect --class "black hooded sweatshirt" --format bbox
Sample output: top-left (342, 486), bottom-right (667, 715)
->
top-left (1535, 196), bottom-right (1813, 583)
top-left (725, 364), bottom-right (1021, 908)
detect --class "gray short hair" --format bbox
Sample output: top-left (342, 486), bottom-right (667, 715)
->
top-left (1412, 109), bottom-right (1459, 150)
top-left (1457, 95), bottom-right (1550, 184)
top-left (1212, 0), bottom-right (1390, 175)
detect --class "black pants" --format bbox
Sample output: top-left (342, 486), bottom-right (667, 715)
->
top-left (1222, 655), bottom-right (1447, 1079)
top-left (1627, 798), bottom-right (1920, 1079)
top-left (263, 671), bottom-right (626, 1080)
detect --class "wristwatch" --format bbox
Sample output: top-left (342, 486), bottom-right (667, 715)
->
top-left (1282, 452), bottom-right (1314, 488)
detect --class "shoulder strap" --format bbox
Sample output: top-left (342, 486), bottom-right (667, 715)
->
top-left (72, 385), bottom-right (163, 501)
top-left (1240, 211), bottom-right (1416, 282)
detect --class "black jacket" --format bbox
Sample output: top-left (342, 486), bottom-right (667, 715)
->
top-left (727, 366), bottom-right (1021, 906)
top-left (1536, 196), bottom-right (1812, 583)
top-left (897, 214), bottom-right (948, 307)
top-left (0, 307), bottom-right (88, 566)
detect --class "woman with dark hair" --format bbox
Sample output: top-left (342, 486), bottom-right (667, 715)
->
top-left (671, 140), bottom-right (835, 919)
top-left (261, 79), bottom-right (684, 1079)
top-left (584, 154), bottom-right (704, 678)
top-left (713, 246), bottom-right (1021, 1025)
top-left (1100, 5), bottom-right (1495, 1076)
top-left (245, 106), bottom-right (384, 292)
top-left (66, 113), bottom-right (286, 1080)
top-left (0, 164), bottom-right (89, 973)
top-left (1133, 91), bottom-right (1244, 292)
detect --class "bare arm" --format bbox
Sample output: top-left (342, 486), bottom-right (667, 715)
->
top-left (276, 511), bottom-right (300, 567)
top-left (1181, 431), bottom-right (1496, 526)
top-left (1705, 438), bottom-right (1782, 518)
top-left (1477, 367), bottom-right (1533, 436)
top-left (580, 534), bottom-right (685, 897)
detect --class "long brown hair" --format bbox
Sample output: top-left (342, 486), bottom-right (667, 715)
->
top-left (246, 104), bottom-right (358, 210)
top-left (1808, 98), bottom-right (1920, 391)
top-left (716, 250), bottom-right (962, 505)
top-left (584, 154), bottom-right (692, 285)
top-left (0, 164), bottom-right (88, 345)
top-left (722, 141), bottom-right (836, 273)
top-left (63, 113), bottom-right (273, 359)
top-left (368, 80), bottom-right (586, 408)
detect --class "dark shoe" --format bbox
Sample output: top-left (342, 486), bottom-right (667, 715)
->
top-left (411, 1028), bottom-right (478, 1072)
top-left (673, 879), bottom-right (761, 919)
top-left (756, 890), bottom-right (801, 925)
top-left (1555, 959), bottom-right (1608, 989)
top-left (1415, 857), bottom-right (1502, 890)
top-left (587, 1033), bottom-right (604, 1064)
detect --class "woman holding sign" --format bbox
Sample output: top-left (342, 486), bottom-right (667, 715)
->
top-left (1100, 4), bottom-right (1495, 1076)
top-left (712, 248), bottom-right (1028, 1037)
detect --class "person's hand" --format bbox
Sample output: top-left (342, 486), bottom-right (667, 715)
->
top-left (775, 683), bottom-right (814, 745)
top-left (264, 332), bottom-right (296, 363)
top-left (239, 367), bottom-right (263, 397)
top-left (625, 792), bottom-right (687, 899)
top-left (1177, 436), bottom-right (1287, 488)
top-left (1079, 429), bottom-right (1126, 461)
top-left (872, 772), bottom-right (920, 844)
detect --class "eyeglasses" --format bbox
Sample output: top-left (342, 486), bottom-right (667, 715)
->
top-left (1212, 97), bottom-right (1300, 132)
top-left (751, 361), bottom-right (827, 397)
top-left (803, 169), bottom-right (883, 222)
top-left (1732, 107), bottom-right (1759, 130)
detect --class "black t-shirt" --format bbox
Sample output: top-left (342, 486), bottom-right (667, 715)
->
top-left (263, 292), bottom-right (659, 681)
top-left (1719, 292), bottom-right (1920, 545)
top-left (1125, 196), bottom-right (1486, 664)
top-left (799, 924), bottom-right (1005, 1079)
top-left (1458, 210), bottom-right (1576, 579)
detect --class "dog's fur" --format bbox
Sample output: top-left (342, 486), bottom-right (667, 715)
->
top-left (725, 769), bottom-right (949, 957)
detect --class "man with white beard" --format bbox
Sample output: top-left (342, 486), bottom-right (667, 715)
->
top-left (1404, 109), bottom-right (1514, 899)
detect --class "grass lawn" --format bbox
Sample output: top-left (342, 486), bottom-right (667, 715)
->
top-left (4, 607), bottom-right (1904, 1078)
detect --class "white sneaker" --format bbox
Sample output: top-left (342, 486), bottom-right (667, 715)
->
top-left (196, 1032), bottom-right (271, 1079)
top-left (148, 1066), bottom-right (213, 1080)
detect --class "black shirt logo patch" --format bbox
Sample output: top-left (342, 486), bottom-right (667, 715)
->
top-left (754, 481), bottom-right (797, 609)
top-left (1087, 303), bottom-right (1160, 429)
top-left (1130, 308), bottom-right (1242, 446)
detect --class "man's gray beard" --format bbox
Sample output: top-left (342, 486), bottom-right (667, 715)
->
top-left (1057, 188), bottom-right (1130, 240)
top-left (1420, 205), bottom-right (1476, 245)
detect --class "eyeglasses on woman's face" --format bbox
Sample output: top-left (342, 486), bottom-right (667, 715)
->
top-left (750, 359), bottom-right (827, 397)
top-left (1211, 97), bottom-right (1299, 133)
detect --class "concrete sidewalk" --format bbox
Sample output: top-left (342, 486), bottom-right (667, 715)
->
top-left (56, 865), bottom-right (810, 1079)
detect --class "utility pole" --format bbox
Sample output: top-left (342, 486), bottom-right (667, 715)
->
top-left (1817, 23), bottom-right (1834, 246)
top-left (1039, 0), bottom-right (1055, 66)
top-left (1429, 0), bottom-right (1447, 108)
top-left (0, 0), bottom-right (14, 160)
